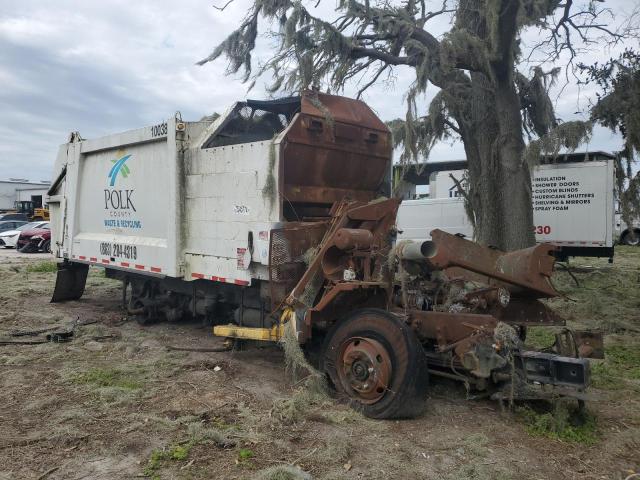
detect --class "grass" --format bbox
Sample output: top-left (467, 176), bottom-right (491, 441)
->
top-left (517, 403), bottom-right (598, 445)
top-left (547, 247), bottom-right (640, 333)
top-left (443, 433), bottom-right (513, 480)
top-left (187, 422), bottom-right (236, 448)
top-left (141, 421), bottom-right (240, 477)
top-left (591, 343), bottom-right (640, 391)
top-left (25, 261), bottom-right (57, 273)
top-left (72, 367), bottom-right (144, 390)
top-left (526, 330), bottom-right (640, 392)
top-left (539, 250), bottom-right (640, 395)
top-left (234, 447), bottom-right (255, 470)
top-left (238, 448), bottom-right (254, 461)
top-left (253, 465), bottom-right (312, 480)
top-left (143, 443), bottom-right (194, 478)
top-left (524, 326), bottom-right (556, 350)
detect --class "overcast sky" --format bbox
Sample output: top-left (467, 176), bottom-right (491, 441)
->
top-left (0, 0), bottom-right (635, 182)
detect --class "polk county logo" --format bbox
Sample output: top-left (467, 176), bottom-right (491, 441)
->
top-left (108, 152), bottom-right (132, 186)
top-left (105, 150), bottom-right (136, 212)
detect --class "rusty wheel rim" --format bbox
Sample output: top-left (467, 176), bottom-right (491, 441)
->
top-left (337, 337), bottom-right (392, 404)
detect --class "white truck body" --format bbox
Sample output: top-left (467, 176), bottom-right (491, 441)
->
top-left (48, 93), bottom-right (391, 291)
top-left (399, 161), bottom-right (615, 253)
top-left (48, 115), bottom-right (281, 286)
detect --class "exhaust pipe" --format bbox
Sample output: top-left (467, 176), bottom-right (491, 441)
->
top-left (395, 240), bottom-right (437, 262)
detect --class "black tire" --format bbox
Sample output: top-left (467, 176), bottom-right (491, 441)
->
top-left (621, 230), bottom-right (640, 246)
top-left (135, 313), bottom-right (155, 326)
top-left (321, 308), bottom-right (429, 419)
top-left (19, 243), bottom-right (36, 253)
top-left (41, 240), bottom-right (51, 253)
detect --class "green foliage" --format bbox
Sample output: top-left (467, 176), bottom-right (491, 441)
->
top-left (143, 449), bottom-right (165, 477)
top-left (614, 149), bottom-right (640, 233)
top-left (170, 445), bottom-right (190, 460)
top-left (516, 67), bottom-right (559, 137)
top-left (236, 448), bottom-right (255, 469)
top-left (591, 345), bottom-right (640, 391)
top-left (582, 49), bottom-right (640, 230)
top-left (601, 345), bottom-right (640, 379)
top-left (523, 121), bottom-right (593, 169)
top-left (26, 261), bottom-right (57, 273)
top-left (517, 403), bottom-right (598, 445)
top-left (143, 443), bottom-right (193, 477)
top-left (73, 367), bottom-right (143, 390)
top-left (391, 90), bottom-right (451, 167)
top-left (583, 49), bottom-right (640, 156)
top-left (142, 421), bottom-right (239, 477)
top-left (262, 136), bottom-right (278, 211)
top-left (524, 327), bottom-right (556, 350)
top-left (238, 447), bottom-right (254, 461)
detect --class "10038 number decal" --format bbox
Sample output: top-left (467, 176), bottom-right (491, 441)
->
top-left (151, 121), bottom-right (168, 137)
top-left (99, 242), bottom-right (138, 260)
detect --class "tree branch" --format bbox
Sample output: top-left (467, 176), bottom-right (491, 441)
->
top-left (212, 0), bottom-right (235, 11)
top-left (444, 118), bottom-right (461, 135)
top-left (357, 64), bottom-right (389, 98)
top-left (351, 47), bottom-right (413, 66)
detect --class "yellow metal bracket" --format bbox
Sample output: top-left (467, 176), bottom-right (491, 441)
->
top-left (213, 324), bottom-right (285, 341)
top-left (212, 307), bottom-right (296, 342)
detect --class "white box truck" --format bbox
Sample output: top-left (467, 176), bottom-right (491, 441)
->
top-left (398, 159), bottom-right (616, 260)
top-left (47, 92), bottom-right (392, 312)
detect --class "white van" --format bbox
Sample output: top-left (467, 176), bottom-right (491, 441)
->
top-left (397, 197), bottom-right (472, 242)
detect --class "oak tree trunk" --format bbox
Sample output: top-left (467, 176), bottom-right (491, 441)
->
top-left (454, 74), bottom-right (535, 251)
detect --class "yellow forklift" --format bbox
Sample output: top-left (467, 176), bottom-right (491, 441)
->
top-left (13, 200), bottom-right (49, 221)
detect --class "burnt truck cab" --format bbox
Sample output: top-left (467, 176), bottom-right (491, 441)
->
top-left (49, 91), bottom-right (601, 419)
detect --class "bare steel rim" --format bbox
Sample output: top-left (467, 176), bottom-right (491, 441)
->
top-left (337, 336), bottom-right (392, 404)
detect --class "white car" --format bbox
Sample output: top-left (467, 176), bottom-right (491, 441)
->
top-left (0, 221), bottom-right (49, 248)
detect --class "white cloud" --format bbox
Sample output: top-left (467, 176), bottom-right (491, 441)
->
top-left (0, 0), bottom-right (632, 182)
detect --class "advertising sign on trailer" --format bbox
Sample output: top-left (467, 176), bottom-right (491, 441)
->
top-left (400, 159), bottom-right (615, 260)
top-left (530, 162), bottom-right (613, 247)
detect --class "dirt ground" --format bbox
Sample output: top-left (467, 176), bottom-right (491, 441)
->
top-left (0, 248), bottom-right (639, 480)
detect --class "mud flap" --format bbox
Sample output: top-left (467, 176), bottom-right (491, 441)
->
top-left (51, 262), bottom-right (89, 303)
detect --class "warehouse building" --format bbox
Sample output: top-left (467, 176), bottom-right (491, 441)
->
top-left (0, 179), bottom-right (51, 211)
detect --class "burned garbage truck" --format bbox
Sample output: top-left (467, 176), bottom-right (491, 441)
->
top-left (48, 91), bottom-right (602, 418)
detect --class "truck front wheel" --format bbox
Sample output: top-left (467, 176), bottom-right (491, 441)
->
top-left (321, 308), bottom-right (429, 419)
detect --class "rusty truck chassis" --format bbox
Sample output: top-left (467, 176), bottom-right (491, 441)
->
top-left (271, 197), bottom-right (600, 415)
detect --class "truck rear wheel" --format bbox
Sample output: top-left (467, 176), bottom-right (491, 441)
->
top-left (321, 308), bottom-right (429, 419)
top-left (621, 229), bottom-right (640, 246)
